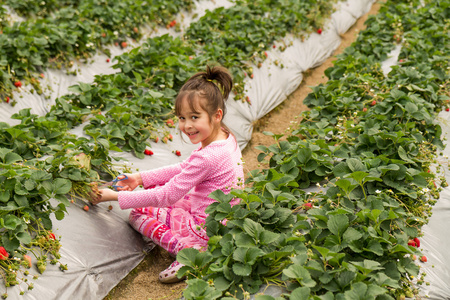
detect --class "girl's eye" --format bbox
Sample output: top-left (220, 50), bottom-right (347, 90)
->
top-left (179, 117), bottom-right (185, 120)
top-left (191, 116), bottom-right (198, 120)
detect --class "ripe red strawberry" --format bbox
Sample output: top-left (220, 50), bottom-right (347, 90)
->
top-left (273, 45), bottom-right (276, 48)
top-left (14, 81), bottom-right (22, 88)
top-left (0, 246), bottom-right (8, 260)
top-left (48, 232), bottom-right (56, 240)
top-left (166, 119), bottom-right (174, 127)
top-left (5, 96), bottom-right (10, 103)
top-left (106, 58), bottom-right (110, 63)
top-left (407, 239), bottom-right (416, 247)
top-left (420, 255), bottom-right (427, 262)
top-left (363, 107), bottom-right (367, 112)
top-left (370, 100), bottom-right (376, 106)
top-left (121, 41), bottom-right (127, 48)
top-left (317, 28), bottom-right (322, 34)
top-left (446, 107), bottom-right (449, 112)
top-left (144, 149), bottom-right (153, 156)
top-left (413, 237), bottom-right (420, 248)
top-left (175, 150), bottom-right (181, 156)
top-left (83, 205), bottom-right (89, 211)
top-left (169, 20), bottom-right (176, 27)
top-left (303, 203), bottom-right (313, 210)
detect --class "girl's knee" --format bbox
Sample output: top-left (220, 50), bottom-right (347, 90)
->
top-left (129, 208), bottom-right (144, 223)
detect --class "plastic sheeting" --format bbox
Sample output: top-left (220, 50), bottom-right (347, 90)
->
top-left (417, 112), bottom-right (450, 300)
top-left (0, 0), bottom-right (381, 299)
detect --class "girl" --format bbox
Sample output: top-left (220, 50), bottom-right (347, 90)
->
top-left (91, 65), bottom-right (244, 283)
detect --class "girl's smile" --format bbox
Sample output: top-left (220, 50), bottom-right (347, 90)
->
top-left (177, 98), bottom-right (226, 148)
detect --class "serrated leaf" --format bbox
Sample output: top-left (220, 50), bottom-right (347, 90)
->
top-left (327, 214), bottom-right (349, 238)
top-left (290, 287), bottom-right (310, 300)
top-left (53, 178), bottom-right (72, 195)
top-left (232, 263), bottom-right (252, 276)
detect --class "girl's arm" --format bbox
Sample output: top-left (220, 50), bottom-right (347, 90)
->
top-left (139, 162), bottom-right (183, 189)
top-left (118, 153), bottom-right (210, 209)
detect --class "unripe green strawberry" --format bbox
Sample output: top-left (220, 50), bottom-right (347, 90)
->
top-left (37, 261), bottom-right (46, 274)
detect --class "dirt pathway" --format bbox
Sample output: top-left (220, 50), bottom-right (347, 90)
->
top-left (105, 2), bottom-right (382, 299)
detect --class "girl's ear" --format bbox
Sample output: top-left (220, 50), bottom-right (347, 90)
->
top-left (214, 109), bottom-right (223, 123)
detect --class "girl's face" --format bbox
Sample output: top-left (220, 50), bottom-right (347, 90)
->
top-left (177, 97), bottom-right (223, 148)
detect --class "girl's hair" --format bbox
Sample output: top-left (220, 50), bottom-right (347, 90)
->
top-left (175, 65), bottom-right (233, 133)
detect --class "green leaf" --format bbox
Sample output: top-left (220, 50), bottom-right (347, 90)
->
top-left (213, 276), bottom-right (231, 291)
top-left (235, 232), bottom-right (256, 247)
top-left (344, 282), bottom-right (386, 299)
top-left (290, 287), bottom-right (310, 300)
top-left (0, 148), bottom-right (13, 161)
top-left (53, 178), bottom-right (72, 194)
top-left (335, 179), bottom-right (358, 194)
top-left (327, 214), bottom-right (349, 238)
top-left (16, 231), bottom-right (32, 244)
top-left (349, 170), bottom-right (368, 182)
top-left (132, 71), bottom-right (142, 84)
top-left (0, 191), bottom-right (9, 203)
top-left (232, 263), bottom-right (252, 276)
top-left (347, 158), bottom-right (367, 172)
top-left (5, 152), bottom-right (23, 164)
top-left (297, 148), bottom-right (312, 164)
top-left (14, 195), bottom-right (28, 207)
top-left (233, 247), bottom-right (264, 265)
top-left (405, 102), bottom-right (418, 114)
top-left (243, 218), bottom-right (263, 239)
top-left (398, 146), bottom-right (414, 163)
top-left (343, 227), bottom-right (363, 242)
top-left (177, 248), bottom-right (200, 268)
top-left (165, 56), bottom-right (178, 66)
top-left (283, 265), bottom-right (316, 287)
top-left (260, 230), bottom-right (280, 245)
top-left (2, 235), bottom-right (20, 252)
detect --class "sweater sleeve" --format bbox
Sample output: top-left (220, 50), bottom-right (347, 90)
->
top-left (118, 152), bottom-right (211, 209)
top-left (139, 162), bottom-right (183, 189)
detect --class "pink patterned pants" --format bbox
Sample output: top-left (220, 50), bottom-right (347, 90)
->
top-left (129, 204), bottom-right (208, 256)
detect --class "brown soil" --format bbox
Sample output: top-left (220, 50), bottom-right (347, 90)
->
top-left (105, 3), bottom-right (382, 300)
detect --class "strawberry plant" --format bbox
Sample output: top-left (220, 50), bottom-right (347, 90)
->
top-left (178, 0), bottom-right (449, 298)
top-left (0, 0), bottom-right (196, 99)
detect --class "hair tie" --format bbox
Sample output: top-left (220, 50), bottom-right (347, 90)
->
top-left (206, 78), bottom-right (213, 82)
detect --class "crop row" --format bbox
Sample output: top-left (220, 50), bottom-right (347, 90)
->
top-left (176, 0), bottom-right (450, 299)
top-left (0, 0), bottom-right (194, 101)
top-left (0, 0), bottom-right (345, 295)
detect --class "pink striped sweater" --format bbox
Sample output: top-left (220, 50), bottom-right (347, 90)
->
top-left (118, 134), bottom-right (244, 219)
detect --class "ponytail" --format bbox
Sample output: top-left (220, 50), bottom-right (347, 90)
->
top-left (175, 65), bottom-right (233, 133)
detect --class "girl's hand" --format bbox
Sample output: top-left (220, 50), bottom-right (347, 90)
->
top-left (113, 173), bottom-right (142, 191)
top-left (90, 188), bottom-right (118, 205)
